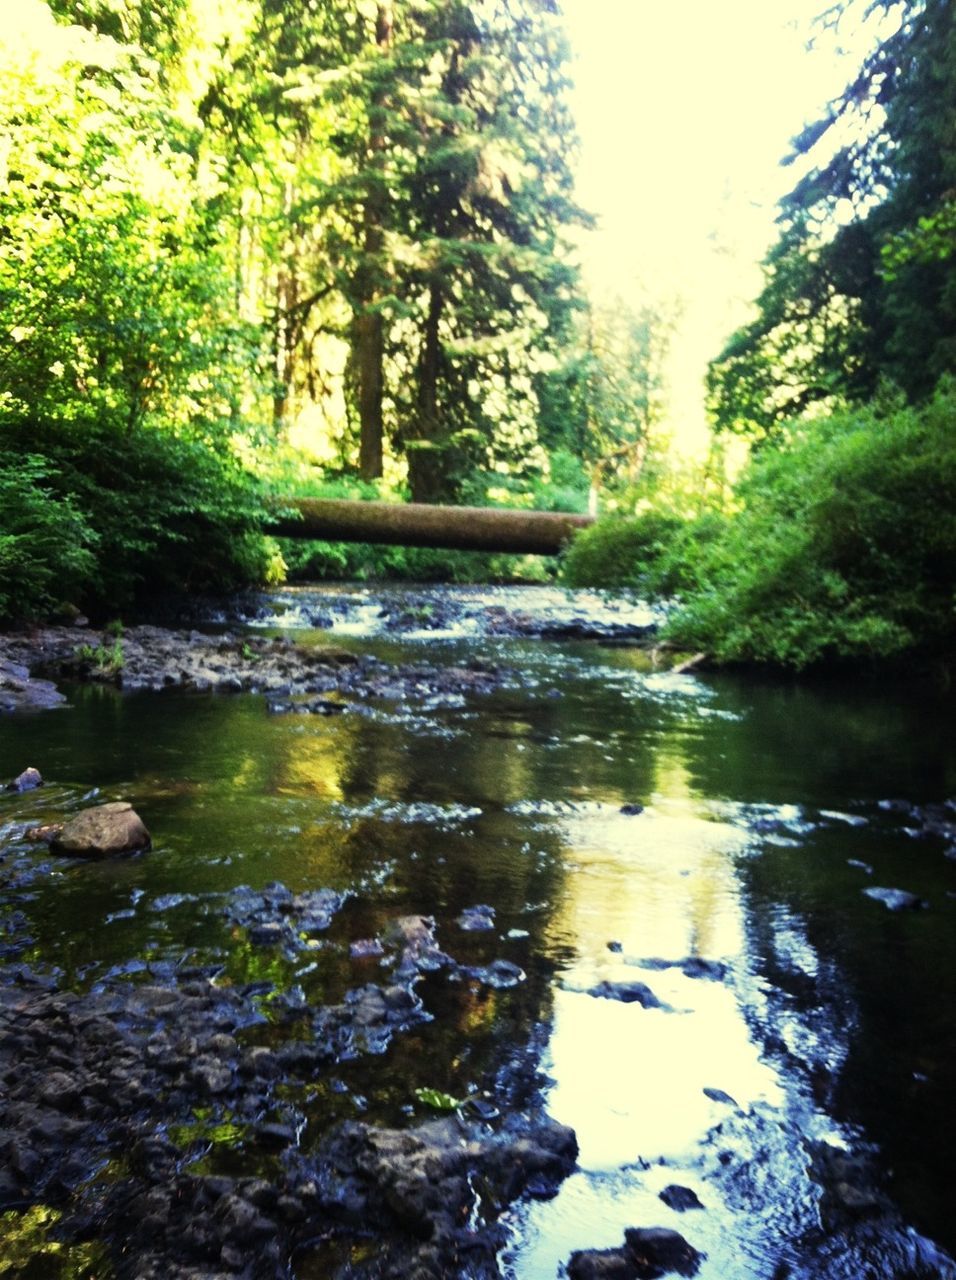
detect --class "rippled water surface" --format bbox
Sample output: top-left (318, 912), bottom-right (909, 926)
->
top-left (2, 584), bottom-right (955, 1278)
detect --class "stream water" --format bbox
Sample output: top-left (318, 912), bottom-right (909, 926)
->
top-left (1, 584), bottom-right (955, 1278)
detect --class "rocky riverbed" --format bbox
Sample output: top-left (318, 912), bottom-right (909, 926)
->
top-left (2, 585), bottom-right (955, 1279)
top-left (0, 900), bottom-right (581, 1279)
top-left (0, 623), bottom-right (512, 716)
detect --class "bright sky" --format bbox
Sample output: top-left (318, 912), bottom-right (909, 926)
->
top-left (559, 0), bottom-right (886, 456)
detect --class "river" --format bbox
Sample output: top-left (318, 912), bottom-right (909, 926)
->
top-left (1, 584), bottom-right (954, 1279)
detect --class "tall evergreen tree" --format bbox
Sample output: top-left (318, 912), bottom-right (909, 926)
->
top-left (709, 0), bottom-right (956, 439)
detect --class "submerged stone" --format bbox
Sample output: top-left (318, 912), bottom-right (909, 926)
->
top-left (457, 903), bottom-right (496, 931)
top-left (588, 979), bottom-right (666, 1009)
top-left (659, 1184), bottom-right (705, 1212)
top-left (863, 886), bottom-right (927, 911)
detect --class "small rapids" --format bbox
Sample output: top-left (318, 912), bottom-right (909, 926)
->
top-left (1, 583), bottom-right (954, 1279)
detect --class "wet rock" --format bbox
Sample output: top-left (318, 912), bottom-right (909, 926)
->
top-left (659, 1184), bottom-right (704, 1212)
top-left (808, 1140), bottom-right (892, 1223)
top-left (862, 886), bottom-right (927, 911)
top-left (50, 802), bottom-right (151, 858)
top-left (620, 802), bottom-right (645, 816)
top-left (24, 823), bottom-right (63, 844)
top-left (567, 1249), bottom-right (636, 1279)
top-left (568, 1226), bottom-right (704, 1279)
top-left (636, 956), bottom-right (726, 982)
top-left (6, 767), bottom-right (43, 792)
top-left (587, 979), bottom-right (666, 1009)
top-left (0, 653), bottom-right (67, 713)
top-left (225, 883), bottom-right (345, 954)
top-left (350, 937), bottom-right (385, 959)
top-left (387, 915), bottom-right (454, 978)
top-left (471, 959), bottom-right (525, 989)
top-left (1, 623), bottom-right (510, 711)
top-left (314, 1111), bottom-right (577, 1273)
top-left (254, 1122), bottom-right (297, 1151)
top-left (248, 922), bottom-right (287, 947)
top-left (457, 904), bottom-right (496, 931)
top-left (625, 1227), bottom-right (704, 1276)
top-left (703, 1087), bottom-right (738, 1108)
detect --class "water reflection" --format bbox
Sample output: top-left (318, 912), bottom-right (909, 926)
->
top-left (1, 597), bottom-right (955, 1277)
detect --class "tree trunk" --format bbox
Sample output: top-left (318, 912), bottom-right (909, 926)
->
top-left (354, 2), bottom-right (392, 481)
top-left (355, 309), bottom-right (384, 478)
top-left (267, 497), bottom-right (592, 554)
top-left (407, 281), bottom-right (445, 502)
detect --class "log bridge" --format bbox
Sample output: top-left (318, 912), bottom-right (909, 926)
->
top-left (267, 498), bottom-right (593, 556)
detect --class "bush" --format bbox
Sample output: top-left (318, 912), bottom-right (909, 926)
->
top-left (561, 510), bottom-right (689, 593)
top-left (560, 384), bottom-right (956, 669)
top-left (665, 384), bottom-right (956, 668)
top-left (0, 419), bottom-right (273, 618)
top-left (0, 454), bottom-right (97, 622)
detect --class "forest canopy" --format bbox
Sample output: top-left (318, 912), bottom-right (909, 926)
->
top-left (567, 0), bottom-right (956, 670)
top-left (3, 0), bottom-right (658, 616)
top-left (1, 0), bottom-right (953, 671)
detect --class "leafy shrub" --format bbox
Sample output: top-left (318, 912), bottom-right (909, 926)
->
top-left (561, 510), bottom-right (687, 592)
top-left (666, 384), bottom-right (956, 667)
top-left (0, 454), bottom-right (97, 622)
top-left (561, 384), bottom-right (956, 669)
top-left (1, 419), bottom-right (272, 618)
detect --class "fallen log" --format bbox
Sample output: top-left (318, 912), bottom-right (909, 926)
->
top-left (267, 497), bottom-right (593, 555)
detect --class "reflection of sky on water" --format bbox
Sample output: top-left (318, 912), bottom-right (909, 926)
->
top-left (507, 787), bottom-right (787, 1280)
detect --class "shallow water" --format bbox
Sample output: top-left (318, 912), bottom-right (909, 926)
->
top-left (2, 585), bottom-right (955, 1277)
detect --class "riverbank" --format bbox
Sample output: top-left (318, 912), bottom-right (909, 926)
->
top-left (0, 585), bottom-right (664, 715)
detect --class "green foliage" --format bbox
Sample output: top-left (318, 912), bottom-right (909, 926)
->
top-left (564, 386), bottom-right (956, 670)
top-left (709, 0), bottom-right (956, 436)
top-left (667, 387), bottom-right (956, 668)
top-left (0, 3), bottom-right (275, 619)
top-left (0, 455), bottom-right (97, 622)
top-left (561, 512), bottom-right (687, 593)
top-left (413, 1087), bottom-right (462, 1112)
top-left (75, 637), bottom-right (124, 674)
top-left (1, 419), bottom-right (273, 615)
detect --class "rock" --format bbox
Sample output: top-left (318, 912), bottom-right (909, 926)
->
top-left (678, 957), bottom-right (726, 982)
top-left (6, 767), bottom-right (43, 792)
top-left (473, 959), bottom-right (525, 989)
top-left (862, 886), bottom-right (927, 911)
top-left (350, 937), bottom-right (385, 959)
top-left (624, 1227), bottom-right (704, 1276)
top-left (703, 1087), bottom-right (738, 1108)
top-left (568, 1226), bottom-right (704, 1280)
top-left (50, 802), bottom-right (151, 859)
top-left (588, 980), bottom-right (665, 1009)
top-left (568, 1249), bottom-right (636, 1279)
top-left (659, 1184), bottom-right (704, 1212)
top-left (25, 823), bottom-right (63, 844)
top-left (0, 655), bottom-right (66, 713)
top-left (620, 803), bottom-right (644, 816)
top-left (457, 904), bottom-right (496, 931)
